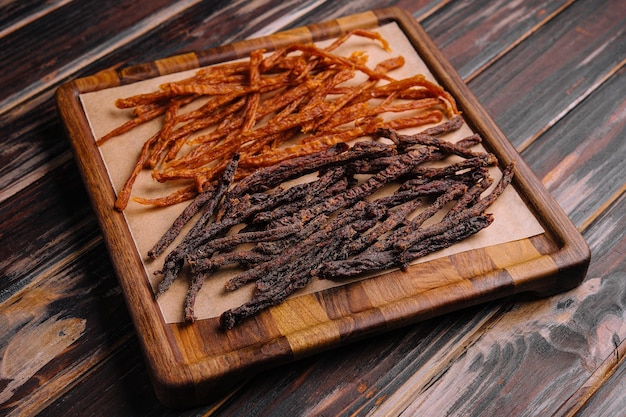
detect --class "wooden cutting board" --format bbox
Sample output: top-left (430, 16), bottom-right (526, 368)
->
top-left (56, 7), bottom-right (590, 408)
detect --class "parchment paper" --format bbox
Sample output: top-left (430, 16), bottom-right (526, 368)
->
top-left (80, 22), bottom-right (545, 323)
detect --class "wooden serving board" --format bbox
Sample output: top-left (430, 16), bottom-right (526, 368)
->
top-left (56, 8), bottom-right (590, 408)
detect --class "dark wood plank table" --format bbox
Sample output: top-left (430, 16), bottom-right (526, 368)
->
top-left (1, 1), bottom-right (624, 415)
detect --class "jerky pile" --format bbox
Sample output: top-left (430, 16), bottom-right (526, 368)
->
top-left (97, 29), bottom-right (458, 211)
top-left (148, 115), bottom-right (514, 329)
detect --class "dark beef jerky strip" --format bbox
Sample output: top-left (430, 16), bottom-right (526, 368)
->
top-left (216, 165), bottom-right (348, 226)
top-left (261, 175), bottom-right (352, 225)
top-left (226, 141), bottom-right (395, 199)
top-left (318, 214), bottom-right (494, 279)
top-left (220, 285), bottom-right (283, 330)
top-left (338, 198), bottom-right (424, 260)
top-left (400, 160), bottom-right (493, 192)
top-left (374, 177), bottom-right (463, 208)
top-left (155, 257), bottom-right (185, 297)
top-left (365, 183), bottom-right (468, 255)
top-left (343, 178), bottom-right (465, 257)
top-left (374, 115), bottom-right (464, 148)
top-left (221, 216), bottom-right (376, 329)
top-left (185, 244), bottom-right (285, 322)
top-left (183, 271), bottom-right (208, 322)
top-left (252, 166), bottom-right (350, 223)
top-left (394, 162), bottom-right (514, 252)
top-left (224, 202), bottom-right (372, 291)
top-left (350, 134), bottom-right (483, 178)
top-left (188, 249), bottom-right (270, 274)
top-left (178, 170), bottom-right (341, 260)
top-left (256, 213), bottom-right (380, 292)
top-left (255, 213), bottom-right (328, 256)
top-left (369, 169), bottom-right (490, 247)
top-left (175, 153), bottom-right (240, 242)
top-left (155, 211), bottom-right (243, 297)
top-left (379, 127), bottom-right (491, 161)
top-left (146, 183), bottom-right (216, 258)
top-left (418, 114), bottom-right (464, 136)
top-left (443, 171), bottom-right (493, 220)
top-left (224, 200), bottom-right (385, 291)
top-left (191, 224), bottom-right (300, 258)
top-left (398, 214), bottom-right (494, 267)
top-left (148, 153), bottom-right (240, 259)
top-left (272, 147), bottom-right (433, 229)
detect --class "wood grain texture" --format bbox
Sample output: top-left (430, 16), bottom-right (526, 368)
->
top-left (1, 0), bottom-right (624, 415)
top-left (0, 0), bottom-right (58, 35)
top-left (523, 65), bottom-right (626, 229)
top-left (389, 188), bottom-right (626, 416)
top-left (466, 0), bottom-right (626, 150)
top-left (422, 0), bottom-right (575, 81)
top-left (565, 192), bottom-right (626, 417)
top-left (0, 0), bottom-right (184, 113)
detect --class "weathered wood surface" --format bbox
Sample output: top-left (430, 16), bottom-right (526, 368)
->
top-left (0, 0), bottom-right (624, 416)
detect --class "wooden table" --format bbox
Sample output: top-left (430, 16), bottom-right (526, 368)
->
top-left (1, 1), bottom-right (624, 415)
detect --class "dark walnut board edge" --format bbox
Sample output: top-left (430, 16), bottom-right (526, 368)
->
top-left (55, 7), bottom-right (590, 408)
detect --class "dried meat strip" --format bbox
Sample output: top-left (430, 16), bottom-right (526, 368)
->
top-left (254, 213), bottom-right (328, 256)
top-left (148, 154), bottom-right (240, 259)
top-left (227, 141), bottom-right (394, 200)
top-left (343, 176), bottom-right (471, 256)
top-left (220, 204), bottom-right (382, 328)
top-left (358, 183), bottom-right (468, 259)
top-left (394, 162), bottom-right (514, 252)
top-left (187, 225), bottom-right (300, 273)
top-left (183, 271), bottom-right (207, 322)
top-left (397, 214), bottom-right (494, 267)
top-left (224, 200), bottom-right (384, 291)
top-left (318, 214), bottom-right (494, 279)
top-left (443, 170), bottom-right (493, 219)
top-left (146, 183), bottom-right (216, 259)
top-left (189, 250), bottom-right (271, 275)
top-left (252, 167), bottom-right (350, 224)
top-left (270, 147), bottom-right (433, 230)
top-left (418, 114), bottom-right (464, 136)
top-left (152, 155), bottom-right (241, 296)
top-left (342, 198), bottom-right (424, 258)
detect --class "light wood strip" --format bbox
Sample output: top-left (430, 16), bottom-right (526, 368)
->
top-left (0, 0), bottom-right (75, 38)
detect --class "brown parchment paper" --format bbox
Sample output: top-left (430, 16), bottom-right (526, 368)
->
top-left (80, 22), bottom-right (545, 323)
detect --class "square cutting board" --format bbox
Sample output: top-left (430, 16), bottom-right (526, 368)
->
top-left (56, 8), bottom-right (590, 408)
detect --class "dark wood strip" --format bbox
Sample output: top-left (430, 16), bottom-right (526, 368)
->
top-left (0, 0), bottom-right (194, 114)
top-left (521, 65), bottom-right (626, 228)
top-left (282, 0), bottom-right (447, 29)
top-left (0, 107), bottom-right (68, 199)
top-left (422, 0), bottom-right (575, 81)
top-left (0, 239), bottom-right (135, 416)
top-left (554, 191), bottom-right (626, 417)
top-left (0, 0), bottom-right (62, 36)
top-left (466, 0), bottom-right (626, 150)
top-left (0, 160), bottom-right (97, 297)
top-left (35, 338), bottom-right (195, 417)
top-left (577, 355), bottom-right (626, 416)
